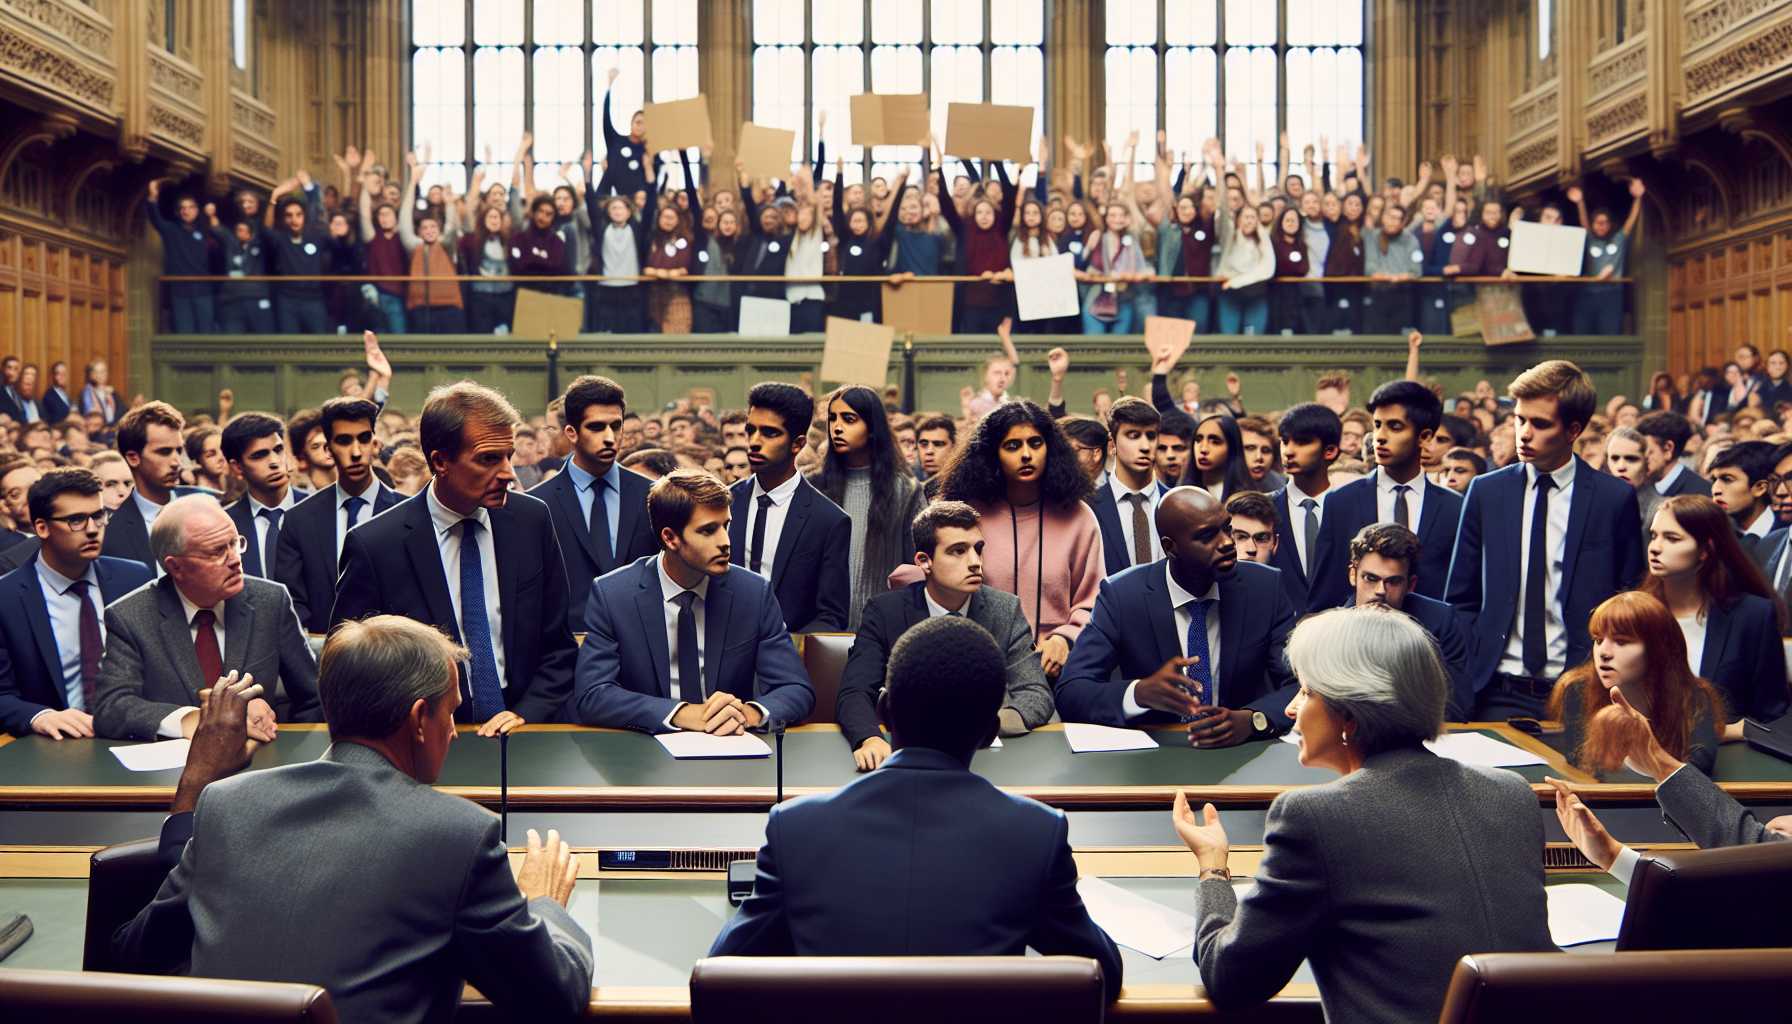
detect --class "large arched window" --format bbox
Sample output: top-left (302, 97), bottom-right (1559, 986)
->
top-left (409, 0), bottom-right (701, 194)
top-left (1105, 0), bottom-right (1363, 183)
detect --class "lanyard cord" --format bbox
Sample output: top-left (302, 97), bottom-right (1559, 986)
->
top-left (1010, 500), bottom-right (1046, 642)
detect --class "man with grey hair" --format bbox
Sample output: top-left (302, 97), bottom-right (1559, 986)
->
top-left (92, 493), bottom-right (319, 739)
top-left (116, 615), bottom-right (594, 1023)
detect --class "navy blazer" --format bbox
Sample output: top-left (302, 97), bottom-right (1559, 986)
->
top-left (1699, 593), bottom-right (1789, 723)
top-left (1055, 559), bottom-right (1298, 730)
top-left (1308, 470), bottom-right (1462, 611)
top-left (1444, 457), bottom-right (1644, 696)
top-left (224, 488), bottom-right (311, 580)
top-left (570, 555), bottom-right (814, 732)
top-left (0, 555), bottom-right (153, 734)
top-left (1659, 465), bottom-right (1712, 499)
top-left (330, 489), bottom-right (577, 724)
top-left (1268, 487), bottom-right (1316, 613)
top-left (529, 465), bottom-right (656, 615)
top-left (99, 486), bottom-right (213, 572)
top-left (1084, 485), bottom-right (1135, 579)
top-left (273, 483), bottom-right (401, 633)
top-left (726, 475), bottom-right (852, 632)
top-left (41, 386), bottom-right (70, 428)
top-left (709, 746), bottom-right (1123, 1000)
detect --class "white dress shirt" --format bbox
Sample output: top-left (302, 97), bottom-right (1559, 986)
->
top-left (335, 479), bottom-right (388, 560)
top-left (1676, 612), bottom-right (1709, 677)
top-left (32, 559), bottom-right (104, 719)
top-left (155, 588), bottom-right (229, 738)
top-left (1284, 478), bottom-right (1325, 577)
top-left (133, 489), bottom-right (169, 576)
top-left (426, 483), bottom-right (506, 686)
top-left (1742, 506), bottom-right (1774, 540)
top-left (745, 471), bottom-right (802, 580)
top-left (1374, 467), bottom-right (1427, 531)
top-left (1654, 462), bottom-right (1687, 496)
top-left (1499, 459), bottom-right (1576, 679)
top-left (923, 586), bottom-right (971, 618)
top-left (248, 488), bottom-right (299, 571)
top-left (656, 554), bottom-right (771, 728)
top-left (1123, 563), bottom-right (1222, 718)
top-left (1109, 473), bottom-right (1164, 567)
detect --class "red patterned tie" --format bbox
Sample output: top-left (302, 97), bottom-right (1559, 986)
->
top-left (193, 609), bottom-right (223, 688)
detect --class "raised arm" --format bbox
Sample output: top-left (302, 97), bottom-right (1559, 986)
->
top-left (994, 159), bottom-right (1018, 231)
top-left (1404, 329), bottom-right (1422, 381)
top-left (1621, 178), bottom-right (1645, 236)
top-left (600, 67), bottom-right (625, 152)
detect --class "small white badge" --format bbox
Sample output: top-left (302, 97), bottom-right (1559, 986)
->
top-left (820, 241), bottom-right (830, 253)
top-left (1497, 236), bottom-right (1509, 249)
top-left (1434, 298), bottom-right (1445, 309)
top-left (1337, 298), bottom-right (1350, 309)
top-left (629, 160), bottom-right (640, 171)
top-left (258, 299), bottom-right (272, 310)
top-left (1121, 235), bottom-right (1133, 247)
top-left (1194, 230), bottom-right (1207, 241)
top-left (768, 241), bottom-right (781, 253)
top-left (849, 244), bottom-right (863, 257)
top-left (1069, 241), bottom-right (1083, 254)
top-left (1411, 249), bottom-right (1424, 263)
top-left (192, 231), bottom-right (203, 241)
top-left (1289, 250), bottom-right (1302, 263)
top-left (664, 243), bottom-right (677, 257)
top-left (675, 237), bottom-right (687, 250)
top-left (1443, 231), bottom-right (1456, 244)
top-left (304, 242), bottom-right (317, 255)
top-left (512, 246), bottom-right (522, 258)
top-left (1462, 232), bottom-right (1476, 246)
top-left (698, 250), bottom-right (710, 263)
top-left (620, 146), bottom-right (633, 158)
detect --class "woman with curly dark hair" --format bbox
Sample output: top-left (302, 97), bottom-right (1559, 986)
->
top-left (1183, 411), bottom-right (1258, 500)
top-left (809, 384), bottom-right (925, 629)
top-left (929, 400), bottom-right (1104, 678)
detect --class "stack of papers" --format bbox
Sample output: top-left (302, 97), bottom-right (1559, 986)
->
top-left (1075, 877), bottom-right (1195, 959)
top-left (110, 738), bottom-right (191, 772)
top-left (1545, 883), bottom-right (1627, 946)
top-left (1063, 723), bottom-right (1160, 753)
top-left (653, 732), bottom-right (772, 759)
top-left (1424, 732), bottom-right (1548, 768)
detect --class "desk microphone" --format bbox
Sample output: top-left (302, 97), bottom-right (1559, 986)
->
top-left (499, 732), bottom-right (509, 844)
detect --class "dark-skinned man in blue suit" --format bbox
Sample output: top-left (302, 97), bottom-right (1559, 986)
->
top-left (529, 375), bottom-right (657, 614)
top-left (1056, 486), bottom-right (1298, 743)
top-left (726, 382), bottom-right (850, 632)
top-left (710, 613), bottom-right (1124, 1000)
top-left (1345, 522), bottom-right (1471, 719)
top-left (1447, 360), bottom-right (1644, 720)
top-left (571, 469), bottom-right (814, 734)
top-left (0, 468), bottom-right (153, 737)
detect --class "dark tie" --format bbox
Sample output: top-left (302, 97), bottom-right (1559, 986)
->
top-left (69, 580), bottom-right (102, 710)
top-left (588, 477), bottom-right (614, 572)
top-left (257, 507), bottom-right (284, 576)
top-left (344, 494), bottom-right (368, 530)
top-left (1392, 484), bottom-right (1411, 529)
top-left (1185, 599), bottom-right (1214, 714)
top-left (1523, 474), bottom-right (1556, 678)
top-left (460, 519), bottom-right (505, 720)
top-left (674, 590), bottom-right (703, 704)
top-left (192, 608), bottom-right (223, 690)
top-left (750, 495), bottom-right (773, 574)
top-left (1124, 492), bottom-right (1152, 566)
top-left (1299, 498), bottom-right (1320, 580)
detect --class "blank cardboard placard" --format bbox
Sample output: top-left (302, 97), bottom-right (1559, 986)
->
top-left (738, 122), bottom-right (797, 180)
top-left (738, 295), bottom-right (792, 336)
top-left (1475, 285), bottom-right (1535, 346)
top-left (1509, 221), bottom-right (1588, 276)
top-left (944, 103), bottom-right (1034, 162)
top-left (1144, 316), bottom-right (1196, 367)
top-left (642, 96), bottom-right (712, 152)
top-left (1013, 252), bottom-right (1080, 321)
top-left (849, 93), bottom-right (931, 147)
top-left (881, 281), bottom-right (956, 334)
top-left (511, 289), bottom-right (585, 339)
top-left (820, 316), bottom-right (897, 386)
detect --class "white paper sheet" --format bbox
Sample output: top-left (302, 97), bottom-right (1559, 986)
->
top-left (1076, 876), bottom-right (1195, 959)
top-left (110, 738), bottom-right (191, 772)
top-left (654, 732), bottom-right (773, 759)
top-left (737, 296), bottom-right (792, 336)
top-left (1508, 221), bottom-right (1588, 276)
top-left (1545, 883), bottom-right (1627, 947)
top-left (1063, 723), bottom-right (1160, 753)
top-left (981, 737), bottom-right (1003, 750)
top-left (1013, 252), bottom-right (1081, 321)
top-left (1423, 732), bottom-right (1548, 768)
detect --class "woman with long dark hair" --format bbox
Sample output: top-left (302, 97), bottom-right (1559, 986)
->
top-left (1548, 591), bottom-right (1724, 777)
top-left (1640, 495), bottom-right (1789, 736)
top-left (458, 204), bottom-right (515, 334)
top-left (809, 385), bottom-right (926, 630)
top-left (936, 400), bottom-right (1102, 678)
top-left (1183, 412), bottom-right (1257, 500)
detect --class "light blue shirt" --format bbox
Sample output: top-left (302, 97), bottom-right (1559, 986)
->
top-left (565, 458), bottom-right (621, 554)
top-left (34, 558), bottom-right (102, 711)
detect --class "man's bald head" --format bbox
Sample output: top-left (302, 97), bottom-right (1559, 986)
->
top-left (1155, 485), bottom-right (1237, 583)
top-left (1155, 485), bottom-right (1221, 534)
top-left (154, 494), bottom-right (246, 606)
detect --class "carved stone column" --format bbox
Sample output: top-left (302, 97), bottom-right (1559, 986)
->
top-left (699, 0), bottom-right (750, 165)
top-left (1048, 0), bottom-right (1101, 157)
top-left (117, 0), bottom-right (151, 161)
top-left (1645, 0), bottom-right (1679, 156)
top-left (1372, 0), bottom-right (1417, 181)
top-left (1555, 0), bottom-right (1591, 182)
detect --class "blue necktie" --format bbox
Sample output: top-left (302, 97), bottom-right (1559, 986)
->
top-left (1185, 598), bottom-right (1215, 711)
top-left (460, 519), bottom-right (504, 720)
top-left (344, 495), bottom-right (368, 529)
top-left (257, 508), bottom-right (284, 576)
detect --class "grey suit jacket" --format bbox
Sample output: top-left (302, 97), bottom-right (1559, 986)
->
top-left (92, 575), bottom-right (321, 739)
top-left (1192, 746), bottom-right (1556, 1024)
top-left (115, 742), bottom-right (593, 1024)
top-left (1657, 763), bottom-right (1789, 848)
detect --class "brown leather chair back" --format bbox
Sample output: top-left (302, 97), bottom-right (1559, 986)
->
top-left (1616, 841), bottom-right (1792, 950)
top-left (798, 632), bottom-right (854, 726)
top-left (690, 956), bottom-right (1106, 1024)
top-left (0, 968), bottom-right (338, 1022)
top-left (1437, 949), bottom-right (1792, 1023)
top-left (83, 836), bottom-right (166, 971)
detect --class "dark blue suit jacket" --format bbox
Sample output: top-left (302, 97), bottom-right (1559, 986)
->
top-left (42, 387), bottom-right (71, 427)
top-left (571, 555), bottom-right (815, 732)
top-left (1699, 593), bottom-right (1788, 723)
top-left (1268, 486), bottom-right (1316, 613)
top-left (1055, 559), bottom-right (1298, 730)
top-left (98, 486), bottom-right (213, 572)
top-left (726, 475), bottom-right (851, 632)
top-left (0, 555), bottom-right (153, 734)
top-left (708, 746), bottom-right (1124, 1000)
top-left (224, 488), bottom-right (311, 580)
top-left (1444, 457), bottom-right (1644, 696)
top-left (1659, 465), bottom-right (1712, 499)
top-left (529, 464), bottom-right (656, 615)
top-left (272, 483), bottom-right (401, 633)
top-left (1085, 485), bottom-right (1134, 579)
top-left (1308, 470), bottom-right (1462, 610)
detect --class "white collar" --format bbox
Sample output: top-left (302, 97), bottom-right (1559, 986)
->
top-left (131, 488), bottom-right (165, 521)
top-left (177, 587), bottom-right (227, 628)
top-left (1527, 458), bottom-right (1577, 492)
top-left (337, 479), bottom-right (382, 510)
top-left (1285, 478), bottom-right (1324, 508)
top-left (1744, 506), bottom-right (1775, 538)
top-left (1655, 463), bottom-right (1685, 494)
top-left (1376, 467), bottom-right (1424, 495)
top-left (657, 553), bottom-right (711, 604)
top-left (249, 488), bottom-right (298, 515)
top-left (35, 556), bottom-right (96, 596)
top-left (750, 470), bottom-right (802, 507)
top-left (1109, 472), bottom-right (1157, 503)
top-left (1164, 562), bottom-right (1219, 609)
top-left (923, 585), bottom-right (972, 618)
top-left (425, 481), bottom-right (488, 538)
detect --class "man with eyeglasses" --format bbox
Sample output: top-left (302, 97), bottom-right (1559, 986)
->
top-left (0, 469), bottom-right (153, 737)
top-left (93, 493), bottom-right (320, 740)
top-left (1752, 441), bottom-right (1792, 607)
top-left (0, 456), bottom-right (40, 550)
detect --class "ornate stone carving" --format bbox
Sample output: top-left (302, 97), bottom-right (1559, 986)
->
top-left (1509, 136), bottom-right (1559, 178)
top-left (1686, 20), bottom-right (1792, 102)
top-left (148, 103), bottom-right (204, 151)
top-left (1589, 42), bottom-right (1647, 97)
top-left (0, 23), bottom-right (114, 110)
top-left (0, 0), bottom-right (114, 55)
top-left (1509, 86), bottom-right (1559, 138)
top-left (231, 141), bottom-right (278, 179)
top-left (1588, 93), bottom-right (1648, 145)
top-left (1687, 0), bottom-right (1786, 50)
top-left (148, 50), bottom-right (202, 107)
top-left (230, 93), bottom-right (275, 140)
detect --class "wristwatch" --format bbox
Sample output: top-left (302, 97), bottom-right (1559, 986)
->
top-left (1250, 710), bottom-right (1272, 737)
